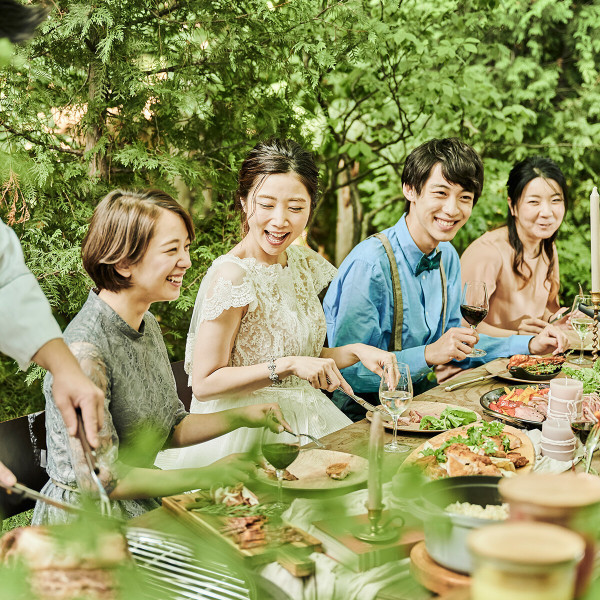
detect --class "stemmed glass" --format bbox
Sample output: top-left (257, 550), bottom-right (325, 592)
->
top-left (460, 281), bottom-right (489, 357)
top-left (379, 361), bottom-right (413, 453)
top-left (570, 294), bottom-right (593, 365)
top-left (261, 409), bottom-right (299, 512)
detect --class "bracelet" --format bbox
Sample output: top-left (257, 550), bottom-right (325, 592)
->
top-left (268, 357), bottom-right (281, 385)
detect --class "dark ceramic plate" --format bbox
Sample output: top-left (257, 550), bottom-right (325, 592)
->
top-left (508, 365), bottom-right (562, 382)
top-left (480, 384), bottom-right (549, 429)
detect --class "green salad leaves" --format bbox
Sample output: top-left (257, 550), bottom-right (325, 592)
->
top-left (420, 421), bottom-right (509, 463)
top-left (419, 407), bottom-right (478, 430)
top-left (562, 361), bottom-right (600, 394)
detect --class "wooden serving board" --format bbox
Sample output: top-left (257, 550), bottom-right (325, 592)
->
top-left (162, 493), bottom-right (322, 575)
top-left (410, 541), bottom-right (470, 595)
top-left (403, 423), bottom-right (534, 476)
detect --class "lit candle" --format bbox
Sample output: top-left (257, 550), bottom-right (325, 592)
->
top-left (367, 411), bottom-right (384, 511)
top-left (591, 187), bottom-right (600, 292)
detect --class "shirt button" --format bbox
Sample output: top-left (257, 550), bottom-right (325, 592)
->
top-left (422, 275), bottom-right (426, 280)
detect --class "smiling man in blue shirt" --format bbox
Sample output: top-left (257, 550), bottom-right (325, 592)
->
top-left (323, 138), bottom-right (567, 420)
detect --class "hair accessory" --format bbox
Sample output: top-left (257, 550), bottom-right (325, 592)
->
top-left (268, 357), bottom-right (280, 385)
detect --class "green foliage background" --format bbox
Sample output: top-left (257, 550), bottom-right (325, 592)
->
top-left (1, 0), bottom-right (600, 420)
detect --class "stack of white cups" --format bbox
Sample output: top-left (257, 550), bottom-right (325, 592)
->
top-left (540, 378), bottom-right (583, 462)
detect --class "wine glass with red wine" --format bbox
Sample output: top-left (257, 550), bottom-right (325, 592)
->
top-left (261, 409), bottom-right (300, 512)
top-left (460, 281), bottom-right (489, 357)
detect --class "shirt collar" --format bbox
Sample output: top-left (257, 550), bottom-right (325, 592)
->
top-left (393, 214), bottom-right (440, 275)
top-left (88, 289), bottom-right (146, 339)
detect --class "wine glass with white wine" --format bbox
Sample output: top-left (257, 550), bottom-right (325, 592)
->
top-left (570, 294), bottom-right (594, 365)
top-left (379, 361), bottom-right (413, 453)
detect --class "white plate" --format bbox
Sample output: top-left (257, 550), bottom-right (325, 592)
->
top-left (366, 400), bottom-right (481, 433)
top-left (257, 448), bottom-right (367, 491)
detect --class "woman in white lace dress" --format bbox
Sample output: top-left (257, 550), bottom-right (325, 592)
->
top-left (174, 139), bottom-right (395, 468)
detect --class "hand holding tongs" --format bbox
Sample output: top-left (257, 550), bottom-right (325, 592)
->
top-left (0, 480), bottom-right (82, 514)
top-left (74, 409), bottom-right (112, 517)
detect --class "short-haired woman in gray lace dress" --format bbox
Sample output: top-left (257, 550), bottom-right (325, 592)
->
top-left (33, 189), bottom-right (286, 524)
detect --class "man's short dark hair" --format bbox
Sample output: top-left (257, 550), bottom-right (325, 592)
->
top-left (0, 0), bottom-right (49, 43)
top-left (401, 138), bottom-right (484, 213)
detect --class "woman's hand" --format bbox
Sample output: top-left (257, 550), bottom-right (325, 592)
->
top-left (289, 356), bottom-right (352, 394)
top-left (528, 324), bottom-right (568, 355)
top-left (353, 343), bottom-right (398, 377)
top-left (517, 317), bottom-right (550, 335)
top-left (195, 453), bottom-right (257, 488)
top-left (236, 403), bottom-right (289, 433)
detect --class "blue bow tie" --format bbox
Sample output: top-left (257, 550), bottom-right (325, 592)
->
top-left (415, 252), bottom-right (441, 276)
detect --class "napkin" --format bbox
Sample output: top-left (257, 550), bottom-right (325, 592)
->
top-left (259, 484), bottom-right (423, 600)
top-left (526, 429), bottom-right (585, 473)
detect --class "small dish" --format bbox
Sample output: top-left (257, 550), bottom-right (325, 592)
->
top-left (508, 365), bottom-right (562, 382)
top-left (480, 385), bottom-right (549, 429)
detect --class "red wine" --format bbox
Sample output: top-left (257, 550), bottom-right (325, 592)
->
top-left (460, 304), bottom-right (488, 326)
top-left (262, 443), bottom-right (300, 470)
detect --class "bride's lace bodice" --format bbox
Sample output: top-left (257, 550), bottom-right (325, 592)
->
top-left (185, 245), bottom-right (337, 384)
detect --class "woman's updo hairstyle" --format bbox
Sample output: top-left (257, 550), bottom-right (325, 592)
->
top-left (236, 138), bottom-right (319, 236)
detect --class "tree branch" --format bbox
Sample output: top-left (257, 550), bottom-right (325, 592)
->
top-left (0, 119), bottom-right (84, 156)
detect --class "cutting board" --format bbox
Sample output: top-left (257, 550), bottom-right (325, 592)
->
top-left (403, 423), bottom-right (534, 476)
top-left (163, 493), bottom-right (322, 576)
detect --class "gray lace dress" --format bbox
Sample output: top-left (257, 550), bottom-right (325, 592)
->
top-left (32, 290), bottom-right (188, 524)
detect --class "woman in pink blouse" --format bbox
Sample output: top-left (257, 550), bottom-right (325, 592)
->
top-left (461, 157), bottom-right (568, 337)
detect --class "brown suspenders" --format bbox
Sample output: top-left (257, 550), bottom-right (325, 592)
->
top-left (373, 232), bottom-right (447, 352)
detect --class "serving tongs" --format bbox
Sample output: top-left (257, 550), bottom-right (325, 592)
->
top-left (0, 480), bottom-right (82, 514)
top-left (74, 409), bottom-right (113, 517)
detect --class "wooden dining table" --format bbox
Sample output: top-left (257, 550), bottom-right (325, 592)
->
top-left (132, 355), bottom-right (598, 600)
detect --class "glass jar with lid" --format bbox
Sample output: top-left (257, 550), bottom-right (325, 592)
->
top-left (468, 521), bottom-right (584, 600)
top-left (499, 473), bottom-right (600, 597)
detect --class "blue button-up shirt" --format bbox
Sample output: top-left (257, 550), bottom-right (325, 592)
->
top-left (323, 215), bottom-right (531, 393)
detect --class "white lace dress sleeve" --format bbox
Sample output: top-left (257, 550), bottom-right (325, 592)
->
top-left (294, 245), bottom-right (338, 294)
top-left (184, 256), bottom-right (257, 384)
top-left (172, 247), bottom-right (351, 470)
